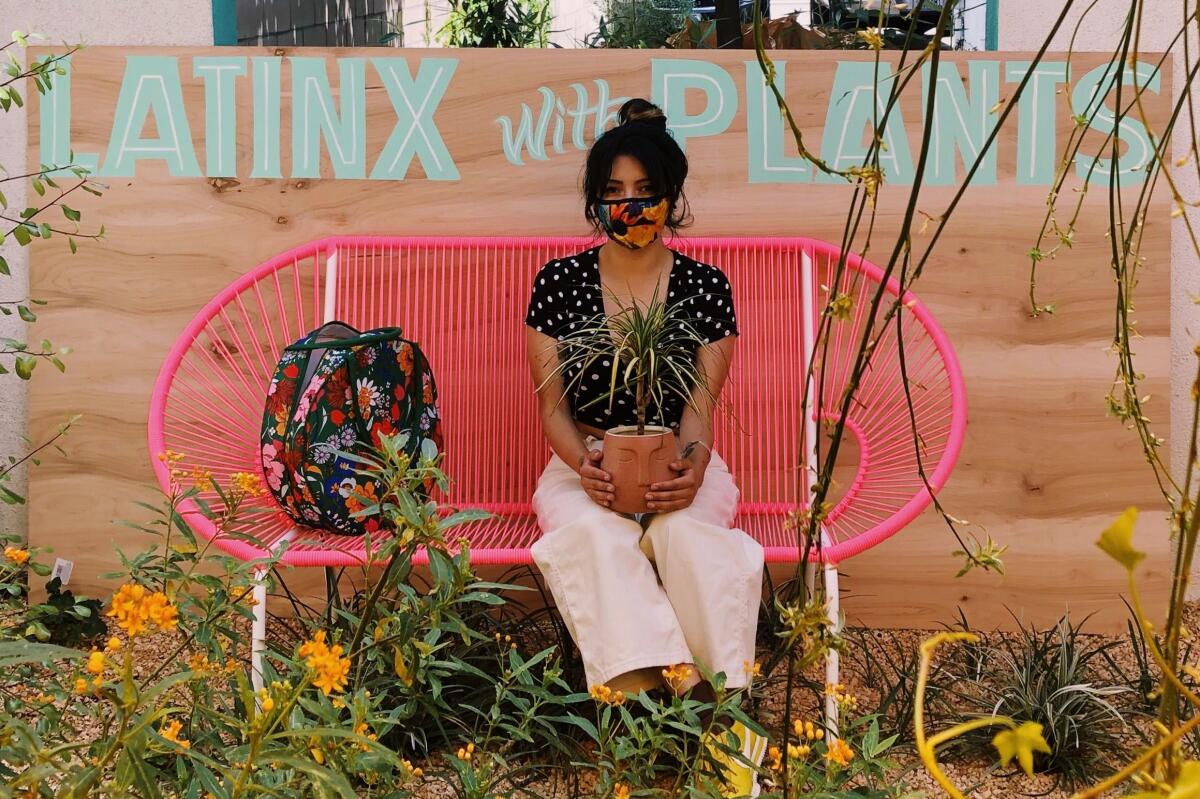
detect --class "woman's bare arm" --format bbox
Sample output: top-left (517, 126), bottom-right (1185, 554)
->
top-left (526, 326), bottom-right (615, 505)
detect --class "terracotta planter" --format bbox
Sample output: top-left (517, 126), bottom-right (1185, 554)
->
top-left (601, 425), bottom-right (680, 515)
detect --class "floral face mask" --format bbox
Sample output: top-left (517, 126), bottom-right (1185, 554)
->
top-left (596, 194), bottom-right (670, 249)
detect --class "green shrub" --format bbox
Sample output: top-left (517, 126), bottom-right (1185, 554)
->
top-left (954, 613), bottom-right (1131, 788)
top-left (585, 0), bottom-right (694, 48)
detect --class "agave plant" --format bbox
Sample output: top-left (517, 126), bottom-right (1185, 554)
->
top-left (537, 284), bottom-right (717, 436)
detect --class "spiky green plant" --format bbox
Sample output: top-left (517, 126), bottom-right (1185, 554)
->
top-left (536, 285), bottom-right (719, 436)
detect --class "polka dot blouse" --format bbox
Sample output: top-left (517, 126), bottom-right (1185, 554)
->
top-left (524, 246), bottom-right (739, 432)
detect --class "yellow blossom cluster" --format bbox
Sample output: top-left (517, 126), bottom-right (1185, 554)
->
top-left (661, 663), bottom-right (694, 692)
top-left (158, 450), bottom-right (189, 489)
top-left (190, 467), bottom-right (214, 490)
top-left (614, 783), bottom-right (631, 799)
top-left (857, 27), bottom-right (884, 50)
top-left (493, 631), bottom-right (517, 650)
top-left (230, 472), bottom-right (265, 498)
top-left (794, 718), bottom-right (824, 742)
top-left (73, 648), bottom-right (109, 695)
top-left (589, 683), bottom-right (627, 706)
top-left (3, 546), bottom-right (29, 566)
top-left (826, 682), bottom-right (859, 712)
top-left (400, 758), bottom-right (424, 782)
top-left (456, 741), bottom-right (476, 761)
top-left (106, 636), bottom-right (122, 653)
top-left (106, 583), bottom-right (178, 637)
top-left (354, 721), bottom-right (378, 751)
top-left (299, 631), bottom-right (350, 695)
top-left (257, 687), bottom-right (275, 714)
top-left (742, 660), bottom-right (762, 680)
top-left (825, 737), bottom-right (854, 768)
top-left (160, 719), bottom-right (191, 749)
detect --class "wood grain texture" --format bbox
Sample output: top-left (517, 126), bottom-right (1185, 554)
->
top-left (24, 47), bottom-right (1173, 631)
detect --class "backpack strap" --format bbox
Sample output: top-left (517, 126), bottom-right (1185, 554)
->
top-left (286, 326), bottom-right (404, 352)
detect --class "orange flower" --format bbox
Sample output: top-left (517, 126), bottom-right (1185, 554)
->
top-left (299, 631), bottom-right (351, 695)
top-left (3, 546), bottom-right (29, 566)
top-left (825, 737), bottom-right (854, 768)
top-left (107, 583), bottom-right (178, 636)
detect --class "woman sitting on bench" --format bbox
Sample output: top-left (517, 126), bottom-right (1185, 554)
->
top-left (523, 97), bottom-right (768, 792)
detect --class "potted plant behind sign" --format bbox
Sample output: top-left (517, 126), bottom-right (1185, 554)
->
top-left (538, 283), bottom-right (720, 515)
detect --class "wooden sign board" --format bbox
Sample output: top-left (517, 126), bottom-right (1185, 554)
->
top-left (25, 47), bottom-right (1172, 631)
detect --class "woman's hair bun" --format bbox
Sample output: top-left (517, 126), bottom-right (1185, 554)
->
top-left (618, 98), bottom-right (667, 131)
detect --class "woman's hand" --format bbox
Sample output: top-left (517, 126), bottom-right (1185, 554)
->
top-left (579, 449), bottom-right (615, 508)
top-left (645, 455), bottom-right (703, 512)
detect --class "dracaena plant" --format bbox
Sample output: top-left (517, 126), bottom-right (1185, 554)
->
top-left (537, 285), bottom-right (719, 436)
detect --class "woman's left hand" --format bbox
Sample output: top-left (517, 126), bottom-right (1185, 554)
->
top-left (645, 456), bottom-right (703, 512)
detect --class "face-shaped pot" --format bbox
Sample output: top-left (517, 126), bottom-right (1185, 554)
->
top-left (601, 425), bottom-right (679, 515)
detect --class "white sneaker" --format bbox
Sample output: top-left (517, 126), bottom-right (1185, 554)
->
top-left (701, 719), bottom-right (768, 798)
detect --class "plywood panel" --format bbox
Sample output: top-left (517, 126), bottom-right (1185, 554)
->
top-left (24, 47), bottom-right (1173, 631)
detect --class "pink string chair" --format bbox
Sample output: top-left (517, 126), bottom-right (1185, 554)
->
top-left (148, 235), bottom-right (967, 707)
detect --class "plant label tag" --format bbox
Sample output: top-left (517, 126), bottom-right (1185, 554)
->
top-left (51, 557), bottom-right (73, 585)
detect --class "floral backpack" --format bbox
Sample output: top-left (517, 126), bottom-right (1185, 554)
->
top-left (259, 321), bottom-right (442, 537)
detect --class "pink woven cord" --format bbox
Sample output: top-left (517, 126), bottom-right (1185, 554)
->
top-left (147, 236), bottom-right (966, 570)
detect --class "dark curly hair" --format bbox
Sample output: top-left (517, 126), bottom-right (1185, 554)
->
top-left (582, 98), bottom-right (693, 240)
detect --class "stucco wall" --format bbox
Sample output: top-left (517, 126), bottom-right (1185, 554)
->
top-left (1000, 1), bottom-right (1198, 588)
top-left (0, 1), bottom-right (213, 551)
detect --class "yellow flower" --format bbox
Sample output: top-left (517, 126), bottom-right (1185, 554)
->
top-left (310, 747), bottom-right (325, 764)
top-left (661, 663), bottom-right (694, 692)
top-left (588, 683), bottom-right (626, 706)
top-left (829, 293), bottom-right (854, 322)
top-left (33, 692), bottom-right (55, 704)
top-left (993, 721), bottom-right (1051, 777)
top-left (188, 652), bottom-right (212, 673)
top-left (401, 758), bottom-right (424, 782)
top-left (3, 546), bottom-right (29, 566)
top-left (742, 660), bottom-right (762, 680)
top-left (160, 719), bottom-right (190, 748)
top-left (767, 745), bottom-right (783, 772)
top-left (615, 783), bottom-right (631, 799)
top-left (857, 27), bottom-right (884, 49)
top-left (257, 687), bottom-right (275, 713)
top-left (231, 472), bottom-right (264, 497)
top-left (107, 583), bottom-right (178, 637)
top-left (86, 650), bottom-right (106, 676)
top-left (825, 737), bottom-right (854, 768)
top-left (299, 631), bottom-right (351, 695)
top-left (456, 741), bottom-right (476, 761)
top-left (190, 467), bottom-right (213, 490)
top-left (73, 678), bottom-right (89, 695)
top-left (1096, 506), bottom-right (1144, 572)
top-left (105, 636), bottom-right (122, 653)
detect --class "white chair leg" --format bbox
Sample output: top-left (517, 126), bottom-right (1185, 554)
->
top-left (823, 559), bottom-right (841, 740)
top-left (251, 567), bottom-right (268, 696)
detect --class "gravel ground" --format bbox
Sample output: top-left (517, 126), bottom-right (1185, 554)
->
top-left (6, 601), bottom-right (1193, 798)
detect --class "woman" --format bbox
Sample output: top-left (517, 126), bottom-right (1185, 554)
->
top-left (523, 98), bottom-right (767, 790)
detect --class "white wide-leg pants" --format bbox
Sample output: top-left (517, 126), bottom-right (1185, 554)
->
top-left (530, 437), bottom-right (765, 691)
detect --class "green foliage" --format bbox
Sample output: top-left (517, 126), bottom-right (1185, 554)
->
top-left (1, 31), bottom-right (102, 519)
top-left (18, 576), bottom-right (105, 647)
top-left (436, 0), bottom-right (553, 48)
top-left (0, 432), bottom-right (779, 797)
top-left (953, 613), bottom-right (1131, 788)
top-left (846, 626), bottom-right (955, 745)
top-left (757, 714), bottom-right (920, 798)
top-left (538, 287), bottom-right (716, 435)
top-left (585, 0), bottom-right (695, 48)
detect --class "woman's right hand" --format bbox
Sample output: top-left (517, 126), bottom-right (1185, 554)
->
top-left (579, 449), bottom-right (615, 508)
